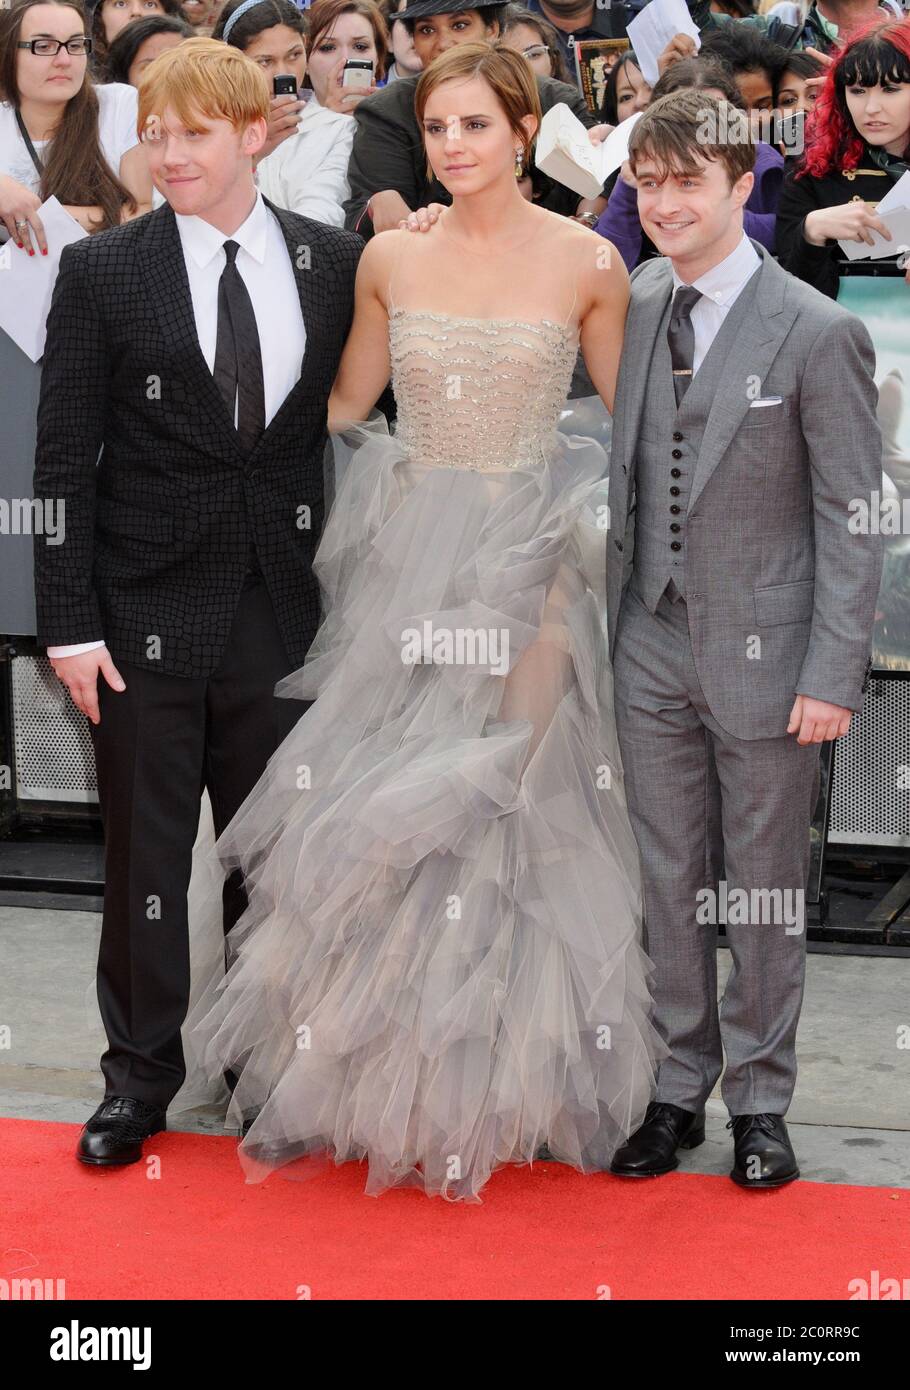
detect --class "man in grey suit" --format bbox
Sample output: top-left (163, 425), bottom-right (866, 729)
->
top-left (605, 92), bottom-right (883, 1188)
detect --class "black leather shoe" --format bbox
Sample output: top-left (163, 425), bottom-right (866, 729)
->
top-left (77, 1097), bottom-right (167, 1167)
top-left (728, 1113), bottom-right (799, 1188)
top-left (610, 1101), bottom-right (706, 1177)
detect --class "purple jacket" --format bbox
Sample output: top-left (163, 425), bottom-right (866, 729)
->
top-left (594, 141), bottom-right (784, 270)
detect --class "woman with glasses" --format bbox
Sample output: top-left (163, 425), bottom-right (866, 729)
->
top-left (500, 4), bottom-right (570, 84)
top-left (0, 0), bottom-right (152, 250)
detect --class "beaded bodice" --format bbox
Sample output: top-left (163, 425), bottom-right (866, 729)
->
top-left (388, 308), bottom-right (580, 472)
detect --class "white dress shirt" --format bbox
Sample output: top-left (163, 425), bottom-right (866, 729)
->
top-left (49, 192), bottom-right (306, 659)
top-left (670, 232), bottom-right (761, 375)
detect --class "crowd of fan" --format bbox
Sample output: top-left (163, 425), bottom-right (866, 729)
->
top-left (1, 0), bottom-right (909, 299)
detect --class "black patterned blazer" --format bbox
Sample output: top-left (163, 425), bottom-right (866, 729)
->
top-left (33, 199), bottom-right (363, 677)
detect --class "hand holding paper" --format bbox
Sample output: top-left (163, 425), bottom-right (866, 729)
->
top-left (626, 0), bottom-right (701, 87)
top-left (837, 206), bottom-right (910, 263)
top-left (0, 196), bottom-right (87, 362)
top-left (832, 177), bottom-right (910, 262)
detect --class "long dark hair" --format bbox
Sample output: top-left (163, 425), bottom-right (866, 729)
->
top-left (212, 0), bottom-right (306, 48)
top-left (90, 0), bottom-right (189, 78)
top-left (105, 12), bottom-right (194, 85)
top-left (700, 24), bottom-right (789, 87)
top-left (599, 50), bottom-right (645, 126)
top-left (0, 0), bottom-right (136, 228)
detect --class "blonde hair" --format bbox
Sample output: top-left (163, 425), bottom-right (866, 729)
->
top-left (137, 36), bottom-right (270, 137)
top-left (414, 41), bottom-right (541, 174)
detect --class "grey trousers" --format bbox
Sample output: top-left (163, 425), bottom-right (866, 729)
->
top-left (612, 578), bottom-right (822, 1116)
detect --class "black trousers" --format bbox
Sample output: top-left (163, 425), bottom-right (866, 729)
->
top-left (89, 573), bottom-right (307, 1110)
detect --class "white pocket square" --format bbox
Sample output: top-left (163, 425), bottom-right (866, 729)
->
top-left (749, 397), bottom-right (784, 408)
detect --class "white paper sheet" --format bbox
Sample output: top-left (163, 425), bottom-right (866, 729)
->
top-left (598, 111), bottom-right (645, 182)
top-left (876, 170), bottom-right (910, 216)
top-left (837, 205), bottom-right (910, 261)
top-left (0, 197), bottom-right (87, 362)
top-left (626, 0), bottom-right (701, 87)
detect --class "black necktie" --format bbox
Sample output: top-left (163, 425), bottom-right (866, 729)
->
top-left (212, 239), bottom-right (265, 455)
top-left (667, 285), bottom-right (703, 407)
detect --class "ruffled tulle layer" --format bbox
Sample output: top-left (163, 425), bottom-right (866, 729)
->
top-left (178, 406), bottom-right (666, 1200)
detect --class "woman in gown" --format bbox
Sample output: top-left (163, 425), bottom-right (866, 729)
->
top-left (182, 40), bottom-right (667, 1201)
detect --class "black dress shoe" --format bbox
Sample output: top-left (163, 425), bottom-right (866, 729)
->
top-left (728, 1113), bottom-right (799, 1188)
top-left (610, 1101), bottom-right (706, 1177)
top-left (77, 1097), bottom-right (167, 1167)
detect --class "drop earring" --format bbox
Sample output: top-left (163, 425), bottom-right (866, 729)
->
top-left (515, 147), bottom-right (524, 178)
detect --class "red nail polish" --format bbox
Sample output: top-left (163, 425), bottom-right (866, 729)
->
top-left (28, 249), bottom-right (34, 256)
top-left (42, 247), bottom-right (48, 255)
top-left (16, 241), bottom-right (22, 248)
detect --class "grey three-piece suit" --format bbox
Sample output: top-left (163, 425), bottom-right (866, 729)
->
top-left (606, 241), bottom-right (883, 1115)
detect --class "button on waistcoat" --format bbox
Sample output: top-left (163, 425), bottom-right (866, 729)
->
top-left (631, 272), bottom-right (762, 613)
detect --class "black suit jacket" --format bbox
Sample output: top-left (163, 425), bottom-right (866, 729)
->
top-left (34, 199), bottom-right (363, 678)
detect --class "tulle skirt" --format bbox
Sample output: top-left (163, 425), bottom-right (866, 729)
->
top-left (177, 405), bottom-right (666, 1201)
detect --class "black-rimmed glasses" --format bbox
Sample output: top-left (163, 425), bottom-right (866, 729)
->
top-left (17, 37), bottom-right (93, 56)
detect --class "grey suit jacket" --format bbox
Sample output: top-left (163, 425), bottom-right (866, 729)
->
top-left (606, 241), bottom-right (884, 742)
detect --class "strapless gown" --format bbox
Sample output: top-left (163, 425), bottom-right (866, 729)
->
top-left (180, 308), bottom-right (667, 1201)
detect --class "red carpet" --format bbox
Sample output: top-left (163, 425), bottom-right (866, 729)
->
top-left (2, 1117), bottom-right (906, 1300)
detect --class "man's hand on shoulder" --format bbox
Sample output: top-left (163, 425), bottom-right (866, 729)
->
top-left (50, 647), bottom-right (126, 725)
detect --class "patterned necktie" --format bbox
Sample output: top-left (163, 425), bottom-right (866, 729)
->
top-left (667, 285), bottom-right (703, 407)
top-left (212, 239), bottom-right (265, 455)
